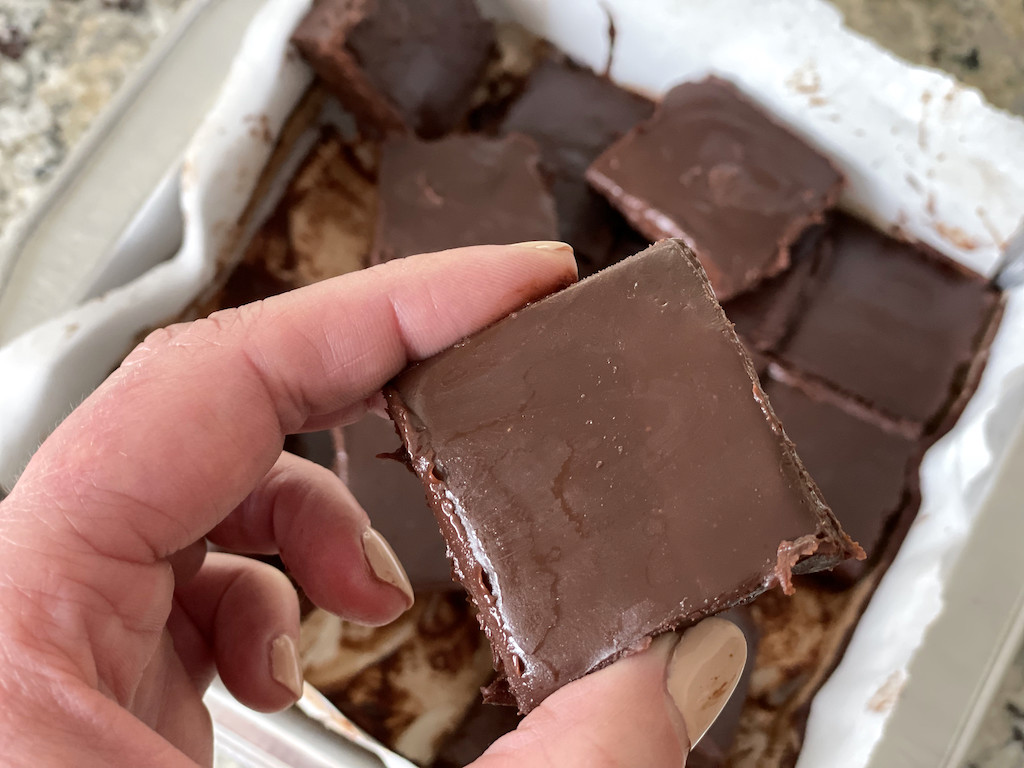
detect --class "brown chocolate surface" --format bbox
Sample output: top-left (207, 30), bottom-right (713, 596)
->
top-left (763, 378), bottom-right (918, 585)
top-left (292, 0), bottom-right (494, 138)
top-left (336, 415), bottom-right (456, 591)
top-left (587, 77), bottom-right (843, 300)
top-left (386, 239), bottom-right (859, 713)
top-left (723, 224), bottom-right (827, 352)
top-left (500, 57), bottom-right (655, 275)
top-left (777, 214), bottom-right (1000, 427)
top-left (371, 133), bottom-right (558, 264)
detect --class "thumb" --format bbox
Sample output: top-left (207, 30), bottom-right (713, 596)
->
top-left (470, 618), bottom-right (747, 768)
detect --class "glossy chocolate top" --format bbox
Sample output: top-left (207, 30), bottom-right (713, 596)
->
top-left (387, 239), bottom-right (858, 712)
top-left (371, 133), bottom-right (558, 263)
top-left (293, 0), bottom-right (494, 138)
top-left (586, 78), bottom-right (843, 300)
top-left (336, 416), bottom-right (456, 591)
top-left (777, 214), bottom-right (1000, 426)
top-left (764, 377), bottom-right (917, 583)
top-left (500, 58), bottom-right (654, 272)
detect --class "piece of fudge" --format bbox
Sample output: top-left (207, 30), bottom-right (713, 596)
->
top-left (371, 133), bottom-right (558, 263)
top-left (334, 415), bottom-right (456, 591)
top-left (587, 77), bottom-right (843, 300)
top-left (500, 57), bottom-right (655, 274)
top-left (723, 224), bottom-right (827, 352)
top-left (763, 376), bottom-right (919, 585)
top-left (385, 239), bottom-right (861, 713)
top-left (292, 0), bottom-right (494, 138)
top-left (776, 214), bottom-right (1001, 428)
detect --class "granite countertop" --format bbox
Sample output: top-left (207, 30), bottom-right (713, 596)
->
top-left (1, 1), bottom-right (1023, 766)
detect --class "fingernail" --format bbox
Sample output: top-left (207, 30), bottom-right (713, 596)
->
top-left (510, 240), bottom-right (574, 254)
top-left (270, 634), bottom-right (303, 701)
top-left (665, 618), bottom-right (748, 749)
top-left (362, 527), bottom-right (415, 607)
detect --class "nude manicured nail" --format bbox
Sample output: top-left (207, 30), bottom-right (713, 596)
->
top-left (362, 527), bottom-right (415, 606)
top-left (510, 240), bottom-right (574, 254)
top-left (665, 618), bottom-right (747, 749)
top-left (270, 634), bottom-right (303, 700)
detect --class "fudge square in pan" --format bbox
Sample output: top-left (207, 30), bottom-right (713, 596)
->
top-left (385, 239), bottom-right (862, 713)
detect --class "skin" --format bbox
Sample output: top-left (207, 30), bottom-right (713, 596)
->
top-left (0, 245), bottom-right (689, 767)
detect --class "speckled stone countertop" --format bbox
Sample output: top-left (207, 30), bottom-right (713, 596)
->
top-left (0, 0), bottom-right (187, 238)
top-left (1, 1), bottom-right (1023, 766)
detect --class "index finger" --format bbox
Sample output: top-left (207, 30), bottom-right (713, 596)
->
top-left (10, 244), bottom-right (576, 561)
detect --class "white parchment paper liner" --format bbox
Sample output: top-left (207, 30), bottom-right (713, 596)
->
top-left (0, 1), bottom-right (1022, 766)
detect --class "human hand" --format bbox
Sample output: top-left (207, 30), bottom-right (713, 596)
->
top-left (0, 242), bottom-right (742, 767)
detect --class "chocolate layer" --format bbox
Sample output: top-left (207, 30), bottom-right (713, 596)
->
top-left (763, 378), bottom-right (918, 585)
top-left (386, 239), bottom-right (860, 713)
top-left (587, 77), bottom-right (843, 300)
top-left (499, 57), bottom-right (655, 274)
top-left (723, 223), bottom-right (827, 352)
top-left (371, 133), bottom-right (558, 264)
top-left (335, 415), bottom-right (456, 591)
top-left (777, 213), bottom-right (1001, 427)
top-left (292, 0), bottom-right (494, 138)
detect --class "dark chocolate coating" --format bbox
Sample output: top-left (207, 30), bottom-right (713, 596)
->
top-left (500, 58), bottom-right (655, 273)
top-left (586, 77), bottom-right (843, 300)
top-left (777, 214), bottom-right (1000, 426)
top-left (764, 378), bottom-right (918, 585)
top-left (292, 0), bottom-right (494, 138)
top-left (723, 223), bottom-right (827, 352)
top-left (336, 416), bottom-right (456, 591)
top-left (371, 133), bottom-right (559, 263)
top-left (386, 239), bottom-right (859, 712)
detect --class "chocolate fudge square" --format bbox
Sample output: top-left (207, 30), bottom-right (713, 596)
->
top-left (776, 214), bottom-right (1001, 427)
top-left (500, 58), bottom-right (655, 274)
top-left (371, 133), bottom-right (558, 263)
top-left (723, 224), bottom-right (827, 352)
top-left (764, 377), bottom-right (918, 584)
top-left (292, 0), bottom-right (494, 138)
top-left (386, 239), bottom-right (860, 713)
top-left (335, 416), bottom-right (456, 591)
top-left (587, 77), bottom-right (843, 300)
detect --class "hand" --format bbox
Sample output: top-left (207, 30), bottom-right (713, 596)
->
top-left (0, 243), bottom-right (738, 767)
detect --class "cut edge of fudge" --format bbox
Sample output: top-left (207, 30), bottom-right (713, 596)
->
top-left (292, 0), bottom-right (408, 136)
top-left (724, 222), bottom-right (830, 353)
top-left (385, 239), bottom-right (863, 713)
top-left (766, 360), bottom-right (922, 442)
top-left (929, 288), bottom-right (1006, 441)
